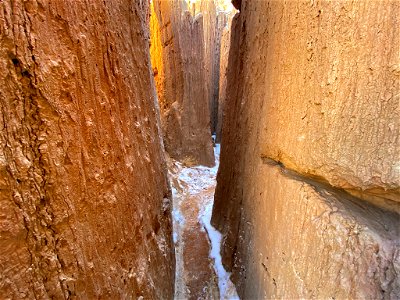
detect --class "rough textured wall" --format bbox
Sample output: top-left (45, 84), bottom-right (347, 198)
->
top-left (0, 1), bottom-right (175, 298)
top-left (150, 0), bottom-right (215, 167)
top-left (194, 1), bottom-right (232, 135)
top-left (216, 14), bottom-right (233, 142)
top-left (195, 0), bottom-right (218, 133)
top-left (209, 12), bottom-right (227, 134)
top-left (213, 1), bottom-right (400, 299)
top-left (255, 2), bottom-right (400, 210)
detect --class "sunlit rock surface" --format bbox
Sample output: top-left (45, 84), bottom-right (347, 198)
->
top-left (191, 0), bottom-right (236, 136)
top-left (150, 0), bottom-right (215, 167)
top-left (213, 0), bottom-right (400, 298)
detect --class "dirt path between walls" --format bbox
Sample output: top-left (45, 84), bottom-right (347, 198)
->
top-left (168, 145), bottom-right (239, 300)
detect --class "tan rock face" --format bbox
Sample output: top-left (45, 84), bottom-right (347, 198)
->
top-left (194, 0), bottom-right (218, 133)
top-left (216, 15), bottom-right (234, 142)
top-left (0, 1), bottom-right (174, 298)
top-left (208, 12), bottom-right (226, 134)
top-left (256, 0), bottom-right (400, 208)
top-left (150, 0), bottom-right (215, 167)
top-left (213, 0), bottom-right (400, 298)
top-left (190, 0), bottom-right (234, 136)
top-left (228, 161), bottom-right (400, 299)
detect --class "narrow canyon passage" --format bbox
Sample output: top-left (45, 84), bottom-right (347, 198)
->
top-left (168, 144), bottom-right (238, 299)
top-left (149, 1), bottom-right (240, 296)
top-left (1, 0), bottom-right (399, 299)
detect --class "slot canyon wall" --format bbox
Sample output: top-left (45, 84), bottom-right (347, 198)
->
top-left (0, 0), bottom-right (174, 298)
top-left (216, 19), bottom-right (233, 142)
top-left (213, 0), bottom-right (400, 299)
top-left (192, 0), bottom-right (235, 136)
top-left (150, 0), bottom-right (215, 167)
top-left (192, 0), bottom-right (219, 135)
top-left (150, 0), bottom-right (235, 166)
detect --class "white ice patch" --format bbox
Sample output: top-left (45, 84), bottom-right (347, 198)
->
top-left (171, 186), bottom-right (178, 197)
top-left (199, 196), bottom-right (239, 300)
top-left (172, 209), bottom-right (185, 226)
top-left (201, 144), bottom-right (239, 300)
top-left (173, 232), bottom-right (178, 243)
top-left (171, 143), bottom-right (239, 299)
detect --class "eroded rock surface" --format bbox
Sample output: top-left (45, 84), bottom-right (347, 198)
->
top-left (255, 0), bottom-right (400, 209)
top-left (213, 0), bottom-right (400, 298)
top-left (0, 1), bottom-right (174, 298)
top-left (216, 15), bottom-right (234, 142)
top-left (193, 0), bottom-right (219, 134)
top-left (150, 0), bottom-right (215, 167)
top-left (192, 0), bottom-right (235, 135)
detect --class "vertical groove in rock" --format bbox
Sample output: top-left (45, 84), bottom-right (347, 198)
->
top-left (0, 1), bottom-right (174, 298)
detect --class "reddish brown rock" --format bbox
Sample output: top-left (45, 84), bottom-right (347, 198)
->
top-left (150, 0), bottom-right (215, 167)
top-left (213, 0), bottom-right (400, 298)
top-left (0, 1), bottom-right (174, 298)
top-left (208, 12), bottom-right (226, 135)
top-left (231, 0), bottom-right (242, 11)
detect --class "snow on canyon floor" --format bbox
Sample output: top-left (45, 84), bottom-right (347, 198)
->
top-left (168, 144), bottom-right (239, 300)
